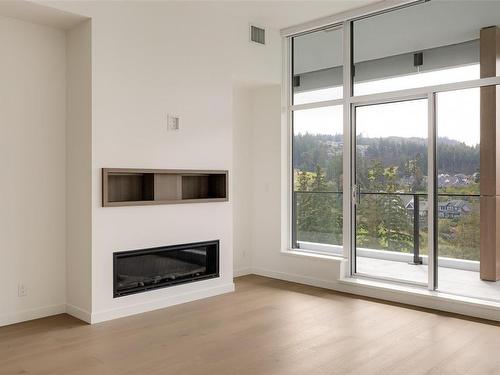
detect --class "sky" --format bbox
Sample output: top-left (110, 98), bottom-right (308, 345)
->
top-left (293, 65), bottom-right (481, 146)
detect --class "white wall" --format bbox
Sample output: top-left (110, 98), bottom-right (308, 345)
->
top-left (0, 15), bottom-right (67, 325)
top-left (236, 85), bottom-right (345, 284)
top-left (66, 19), bottom-right (92, 320)
top-left (233, 85), bottom-right (255, 275)
top-left (51, 0), bottom-right (500, 323)
top-left (43, 1), bottom-right (281, 322)
top-left (2, 0), bottom-right (495, 326)
top-left (236, 46), bottom-right (500, 323)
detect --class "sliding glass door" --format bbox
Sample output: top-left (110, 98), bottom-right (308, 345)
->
top-left (353, 99), bottom-right (429, 285)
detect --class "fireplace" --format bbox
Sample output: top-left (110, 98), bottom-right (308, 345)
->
top-left (113, 240), bottom-right (219, 297)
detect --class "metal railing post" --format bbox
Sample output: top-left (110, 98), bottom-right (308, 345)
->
top-left (411, 193), bottom-right (423, 265)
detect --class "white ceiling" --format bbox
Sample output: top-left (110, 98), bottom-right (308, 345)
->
top-left (0, 0), bottom-right (377, 31)
top-left (0, 1), bottom-right (86, 30)
top-left (295, 0), bottom-right (500, 74)
top-left (206, 0), bottom-right (377, 30)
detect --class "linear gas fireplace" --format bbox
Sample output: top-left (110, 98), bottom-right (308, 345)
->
top-left (113, 240), bottom-right (219, 297)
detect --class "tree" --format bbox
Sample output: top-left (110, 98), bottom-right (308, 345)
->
top-left (294, 133), bottom-right (480, 260)
top-left (404, 153), bottom-right (425, 192)
top-left (295, 165), bottom-right (342, 245)
top-left (356, 160), bottom-right (412, 252)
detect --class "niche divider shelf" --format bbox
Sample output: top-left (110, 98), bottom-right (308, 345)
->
top-left (102, 168), bottom-right (228, 207)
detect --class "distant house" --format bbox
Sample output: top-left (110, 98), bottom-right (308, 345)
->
top-left (437, 200), bottom-right (471, 218)
top-left (437, 173), bottom-right (472, 188)
top-left (454, 174), bottom-right (469, 185)
top-left (437, 174), bottom-right (451, 187)
top-left (356, 144), bottom-right (369, 157)
top-left (326, 141), bottom-right (343, 156)
top-left (400, 195), bottom-right (428, 225)
top-left (401, 196), bottom-right (470, 221)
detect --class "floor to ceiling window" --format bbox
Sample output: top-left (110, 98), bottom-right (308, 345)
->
top-left (293, 106), bottom-right (343, 251)
top-left (288, 0), bottom-right (500, 301)
top-left (291, 27), bottom-right (344, 254)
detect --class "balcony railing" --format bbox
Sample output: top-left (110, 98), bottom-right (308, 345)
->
top-left (292, 190), bottom-right (480, 266)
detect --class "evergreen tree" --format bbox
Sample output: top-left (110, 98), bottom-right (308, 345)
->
top-left (294, 133), bottom-right (480, 260)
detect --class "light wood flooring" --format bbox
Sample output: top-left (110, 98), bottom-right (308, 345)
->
top-left (1, 275), bottom-right (500, 375)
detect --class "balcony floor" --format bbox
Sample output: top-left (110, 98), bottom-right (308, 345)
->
top-left (357, 256), bottom-right (500, 302)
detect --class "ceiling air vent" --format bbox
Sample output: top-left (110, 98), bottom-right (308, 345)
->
top-left (250, 25), bottom-right (265, 45)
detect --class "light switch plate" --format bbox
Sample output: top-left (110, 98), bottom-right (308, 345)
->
top-left (167, 114), bottom-right (180, 131)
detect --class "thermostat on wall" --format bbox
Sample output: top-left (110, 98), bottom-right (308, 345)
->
top-left (167, 114), bottom-right (180, 131)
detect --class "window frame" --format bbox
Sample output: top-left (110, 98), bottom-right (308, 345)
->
top-left (284, 0), bottom-right (500, 291)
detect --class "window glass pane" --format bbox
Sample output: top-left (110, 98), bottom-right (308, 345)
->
top-left (353, 1), bottom-right (500, 95)
top-left (294, 192), bottom-right (343, 248)
top-left (293, 106), bottom-right (343, 192)
top-left (435, 88), bottom-right (494, 300)
top-left (293, 27), bottom-right (343, 105)
top-left (355, 99), bottom-right (428, 285)
top-left (293, 106), bottom-right (343, 248)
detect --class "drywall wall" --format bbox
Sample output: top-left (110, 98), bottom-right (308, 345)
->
top-left (66, 19), bottom-right (92, 321)
top-left (232, 85), bottom-right (254, 276)
top-left (0, 15), bottom-right (67, 325)
top-left (236, 58), bottom-right (500, 323)
top-left (237, 85), bottom-right (345, 284)
top-left (44, 1), bottom-right (281, 322)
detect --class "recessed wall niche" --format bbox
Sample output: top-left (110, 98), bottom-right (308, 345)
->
top-left (102, 168), bottom-right (228, 206)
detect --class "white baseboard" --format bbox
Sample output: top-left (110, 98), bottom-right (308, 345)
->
top-left (234, 267), bottom-right (252, 277)
top-left (251, 267), bottom-right (338, 289)
top-left (0, 284), bottom-right (234, 327)
top-left (0, 304), bottom-right (66, 327)
top-left (90, 282), bottom-right (235, 324)
top-left (4, 270), bottom-right (498, 327)
top-left (249, 267), bottom-right (500, 322)
top-left (65, 303), bottom-right (91, 323)
top-left (336, 277), bottom-right (500, 322)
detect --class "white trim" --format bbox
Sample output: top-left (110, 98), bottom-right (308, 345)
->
top-left (428, 92), bottom-right (437, 290)
top-left (66, 303), bottom-right (92, 323)
top-left (89, 283), bottom-right (234, 324)
top-left (338, 276), bottom-right (500, 321)
top-left (290, 98), bottom-right (344, 111)
top-left (0, 303), bottom-right (66, 328)
top-left (350, 92), bottom-right (428, 107)
top-left (234, 268), bottom-right (252, 277)
top-left (280, 0), bottom-right (420, 37)
top-left (439, 256), bottom-right (479, 272)
top-left (355, 272), bottom-right (427, 288)
top-left (0, 284), bottom-right (237, 327)
top-left (249, 268), bottom-right (500, 322)
top-left (290, 74), bottom-right (500, 114)
top-left (342, 20), bottom-right (352, 263)
top-left (282, 36), bottom-right (293, 252)
top-left (296, 241), bottom-right (343, 256)
top-left (281, 248), bottom-right (344, 262)
top-left (349, 76), bottom-right (500, 105)
top-left (253, 266), bottom-right (340, 289)
top-left (350, 83), bottom-right (357, 277)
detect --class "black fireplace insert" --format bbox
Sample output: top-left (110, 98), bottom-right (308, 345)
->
top-left (113, 240), bottom-right (219, 297)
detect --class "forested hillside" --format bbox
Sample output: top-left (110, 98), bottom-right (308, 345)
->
top-left (293, 133), bottom-right (480, 261)
top-left (293, 134), bottom-right (480, 181)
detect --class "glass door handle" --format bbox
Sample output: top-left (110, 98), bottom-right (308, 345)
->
top-left (352, 185), bottom-right (360, 205)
